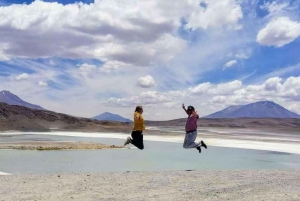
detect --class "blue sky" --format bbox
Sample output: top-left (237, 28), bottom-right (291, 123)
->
top-left (0, 0), bottom-right (300, 120)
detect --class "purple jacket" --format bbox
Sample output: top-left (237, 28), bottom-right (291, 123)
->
top-left (185, 114), bottom-right (197, 132)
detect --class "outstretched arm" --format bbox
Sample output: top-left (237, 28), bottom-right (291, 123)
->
top-left (182, 103), bottom-right (188, 115)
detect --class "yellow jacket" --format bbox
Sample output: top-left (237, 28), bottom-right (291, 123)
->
top-left (133, 112), bottom-right (145, 131)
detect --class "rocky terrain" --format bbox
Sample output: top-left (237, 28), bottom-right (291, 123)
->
top-left (0, 102), bottom-right (131, 132)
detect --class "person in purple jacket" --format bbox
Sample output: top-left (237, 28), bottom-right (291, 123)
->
top-left (182, 104), bottom-right (207, 153)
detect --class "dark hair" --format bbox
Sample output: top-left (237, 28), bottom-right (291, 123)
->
top-left (135, 106), bottom-right (143, 112)
top-left (187, 105), bottom-right (195, 111)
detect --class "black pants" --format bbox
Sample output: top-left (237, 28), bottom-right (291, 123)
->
top-left (131, 131), bottom-right (144, 150)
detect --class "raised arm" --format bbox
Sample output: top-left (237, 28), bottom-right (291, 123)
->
top-left (182, 103), bottom-right (188, 115)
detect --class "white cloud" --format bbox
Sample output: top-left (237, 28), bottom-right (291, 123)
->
top-left (288, 104), bottom-right (300, 114)
top-left (260, 2), bottom-right (289, 14)
top-left (0, 0), bottom-right (244, 67)
top-left (208, 80), bottom-right (242, 95)
top-left (99, 61), bottom-right (126, 73)
top-left (15, 73), bottom-right (29, 81)
top-left (137, 75), bottom-right (156, 88)
top-left (257, 17), bottom-right (300, 47)
top-left (235, 53), bottom-right (248, 59)
top-left (264, 77), bottom-right (282, 91)
top-left (38, 81), bottom-right (48, 87)
top-left (103, 75), bottom-right (300, 118)
top-left (78, 64), bottom-right (97, 72)
top-left (189, 82), bottom-right (211, 94)
top-left (104, 91), bottom-right (174, 107)
top-left (224, 60), bottom-right (237, 69)
top-left (185, 0), bottom-right (243, 30)
top-left (283, 76), bottom-right (300, 90)
top-left (0, 0), bottom-right (185, 67)
top-left (3, 0), bottom-right (300, 120)
top-left (211, 95), bottom-right (227, 103)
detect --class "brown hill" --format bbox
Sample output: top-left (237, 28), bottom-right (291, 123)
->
top-left (1, 102), bottom-right (299, 133)
top-left (0, 103), bottom-right (131, 132)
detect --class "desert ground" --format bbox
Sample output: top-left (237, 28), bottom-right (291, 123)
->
top-left (1, 170), bottom-right (300, 201)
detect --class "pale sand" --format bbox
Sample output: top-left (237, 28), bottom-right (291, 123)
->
top-left (0, 171), bottom-right (11, 175)
top-left (0, 141), bottom-right (122, 150)
top-left (1, 170), bottom-right (300, 201)
top-left (2, 131), bottom-right (300, 154)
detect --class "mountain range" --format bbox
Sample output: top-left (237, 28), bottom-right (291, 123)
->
top-left (92, 112), bottom-right (132, 122)
top-left (0, 96), bottom-right (300, 132)
top-left (204, 101), bottom-right (300, 118)
top-left (0, 90), bottom-right (44, 110)
top-left (0, 102), bottom-right (130, 132)
top-left (1, 91), bottom-right (300, 121)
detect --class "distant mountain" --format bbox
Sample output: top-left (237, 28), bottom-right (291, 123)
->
top-left (205, 105), bottom-right (243, 118)
top-left (204, 101), bottom-right (300, 118)
top-left (0, 90), bottom-right (44, 110)
top-left (92, 112), bottom-right (132, 122)
top-left (0, 102), bottom-right (130, 132)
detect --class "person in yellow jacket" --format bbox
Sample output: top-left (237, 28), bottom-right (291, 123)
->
top-left (123, 106), bottom-right (145, 150)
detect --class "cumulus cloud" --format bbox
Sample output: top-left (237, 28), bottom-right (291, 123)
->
top-left (211, 95), bottom-right (227, 103)
top-left (235, 53), bottom-right (248, 59)
top-left (38, 81), bottom-right (48, 87)
top-left (185, 0), bottom-right (243, 30)
top-left (103, 76), bottom-right (300, 117)
top-left (104, 80), bottom-right (243, 107)
top-left (104, 91), bottom-right (174, 107)
top-left (208, 80), bottom-right (242, 95)
top-left (288, 104), bottom-right (300, 114)
top-left (224, 60), bottom-right (237, 69)
top-left (137, 75), bottom-right (156, 88)
top-left (0, 0), bottom-right (185, 67)
top-left (0, 0), bottom-right (244, 67)
top-left (264, 77), bottom-right (282, 91)
top-left (257, 17), bottom-right (300, 47)
top-left (15, 73), bottom-right (29, 81)
top-left (189, 82), bottom-right (211, 94)
top-left (100, 61), bottom-right (126, 73)
top-left (78, 64), bottom-right (97, 72)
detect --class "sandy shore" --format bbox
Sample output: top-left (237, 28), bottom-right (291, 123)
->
top-left (0, 141), bottom-right (123, 150)
top-left (1, 170), bottom-right (300, 201)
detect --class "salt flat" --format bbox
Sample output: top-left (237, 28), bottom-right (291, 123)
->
top-left (1, 129), bottom-right (300, 154)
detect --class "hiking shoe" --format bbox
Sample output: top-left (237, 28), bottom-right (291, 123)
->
top-left (201, 141), bottom-right (207, 149)
top-left (124, 137), bottom-right (131, 146)
top-left (196, 146), bottom-right (201, 153)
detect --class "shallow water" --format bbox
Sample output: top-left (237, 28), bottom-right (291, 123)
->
top-left (0, 134), bottom-right (300, 174)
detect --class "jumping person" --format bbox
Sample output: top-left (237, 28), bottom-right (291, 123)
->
top-left (182, 104), bottom-right (207, 153)
top-left (123, 106), bottom-right (145, 150)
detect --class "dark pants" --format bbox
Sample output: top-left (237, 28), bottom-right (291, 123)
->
top-left (131, 131), bottom-right (144, 150)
